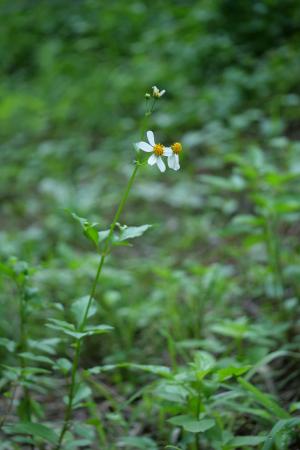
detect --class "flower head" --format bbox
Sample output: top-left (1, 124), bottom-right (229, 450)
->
top-left (136, 131), bottom-right (171, 172)
top-left (152, 86), bottom-right (166, 98)
top-left (166, 142), bottom-right (182, 171)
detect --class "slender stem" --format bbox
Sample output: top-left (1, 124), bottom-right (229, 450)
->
top-left (265, 214), bottom-right (283, 299)
top-left (56, 162), bottom-right (140, 449)
top-left (56, 94), bottom-right (157, 448)
top-left (80, 161), bottom-right (139, 330)
top-left (19, 284), bottom-right (35, 450)
top-left (19, 287), bottom-right (32, 423)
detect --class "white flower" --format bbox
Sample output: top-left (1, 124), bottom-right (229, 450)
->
top-left (166, 142), bottom-right (182, 171)
top-left (136, 131), bottom-right (171, 173)
top-left (152, 86), bottom-right (166, 98)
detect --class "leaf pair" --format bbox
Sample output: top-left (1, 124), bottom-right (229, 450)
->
top-left (70, 211), bottom-right (152, 248)
top-left (47, 319), bottom-right (113, 341)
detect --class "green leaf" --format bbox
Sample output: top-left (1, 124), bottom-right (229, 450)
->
top-left (64, 439), bottom-right (93, 449)
top-left (47, 319), bottom-right (112, 340)
top-left (73, 383), bottom-right (92, 407)
top-left (127, 363), bottom-right (171, 377)
top-left (71, 296), bottom-right (96, 328)
top-left (98, 229), bottom-right (110, 243)
top-left (212, 321), bottom-right (249, 339)
top-left (28, 338), bottom-right (60, 355)
top-left (117, 436), bottom-right (157, 449)
top-left (154, 382), bottom-right (188, 404)
top-left (290, 402), bottom-right (300, 413)
top-left (82, 324), bottom-right (113, 337)
top-left (262, 417), bottom-right (300, 450)
top-left (190, 351), bottom-right (216, 380)
top-left (70, 212), bottom-right (99, 247)
top-left (54, 358), bottom-right (72, 374)
top-left (230, 436), bottom-right (266, 447)
top-left (246, 350), bottom-right (293, 381)
top-left (5, 422), bottom-right (58, 445)
top-left (0, 338), bottom-right (16, 352)
top-left (0, 262), bottom-right (14, 278)
top-left (168, 415), bottom-right (215, 433)
top-left (84, 226), bottom-right (99, 247)
top-left (98, 224), bottom-right (152, 245)
top-left (164, 447), bottom-right (182, 450)
top-left (217, 365), bottom-right (251, 381)
top-left (238, 378), bottom-right (290, 419)
top-left (88, 363), bottom-right (170, 377)
top-left (46, 318), bottom-right (76, 336)
top-left (119, 224), bottom-right (152, 241)
top-left (18, 352), bottom-right (54, 365)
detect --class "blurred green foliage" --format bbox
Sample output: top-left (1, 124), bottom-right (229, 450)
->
top-left (1, 0), bottom-right (300, 448)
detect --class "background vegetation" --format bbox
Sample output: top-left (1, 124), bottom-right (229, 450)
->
top-left (1, 0), bottom-right (300, 448)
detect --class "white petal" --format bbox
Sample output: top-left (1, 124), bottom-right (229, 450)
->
top-left (156, 157), bottom-right (166, 172)
top-left (160, 90), bottom-right (166, 96)
top-left (163, 147), bottom-right (172, 156)
top-left (148, 154), bottom-right (157, 166)
top-left (168, 153), bottom-right (177, 170)
top-left (147, 130), bottom-right (155, 146)
top-left (137, 141), bottom-right (153, 152)
top-left (174, 154), bottom-right (180, 171)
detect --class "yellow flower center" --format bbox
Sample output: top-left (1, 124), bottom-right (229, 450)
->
top-left (153, 143), bottom-right (164, 156)
top-left (171, 142), bottom-right (182, 154)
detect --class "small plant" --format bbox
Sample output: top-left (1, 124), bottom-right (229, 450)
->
top-left (50, 88), bottom-right (183, 448)
top-left (0, 258), bottom-right (56, 447)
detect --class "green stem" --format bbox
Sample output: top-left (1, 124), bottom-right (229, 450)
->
top-left (55, 162), bottom-right (140, 449)
top-left (19, 285), bottom-right (35, 450)
top-left (19, 287), bottom-right (32, 423)
top-left (265, 214), bottom-right (283, 299)
top-left (56, 93), bottom-right (157, 448)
